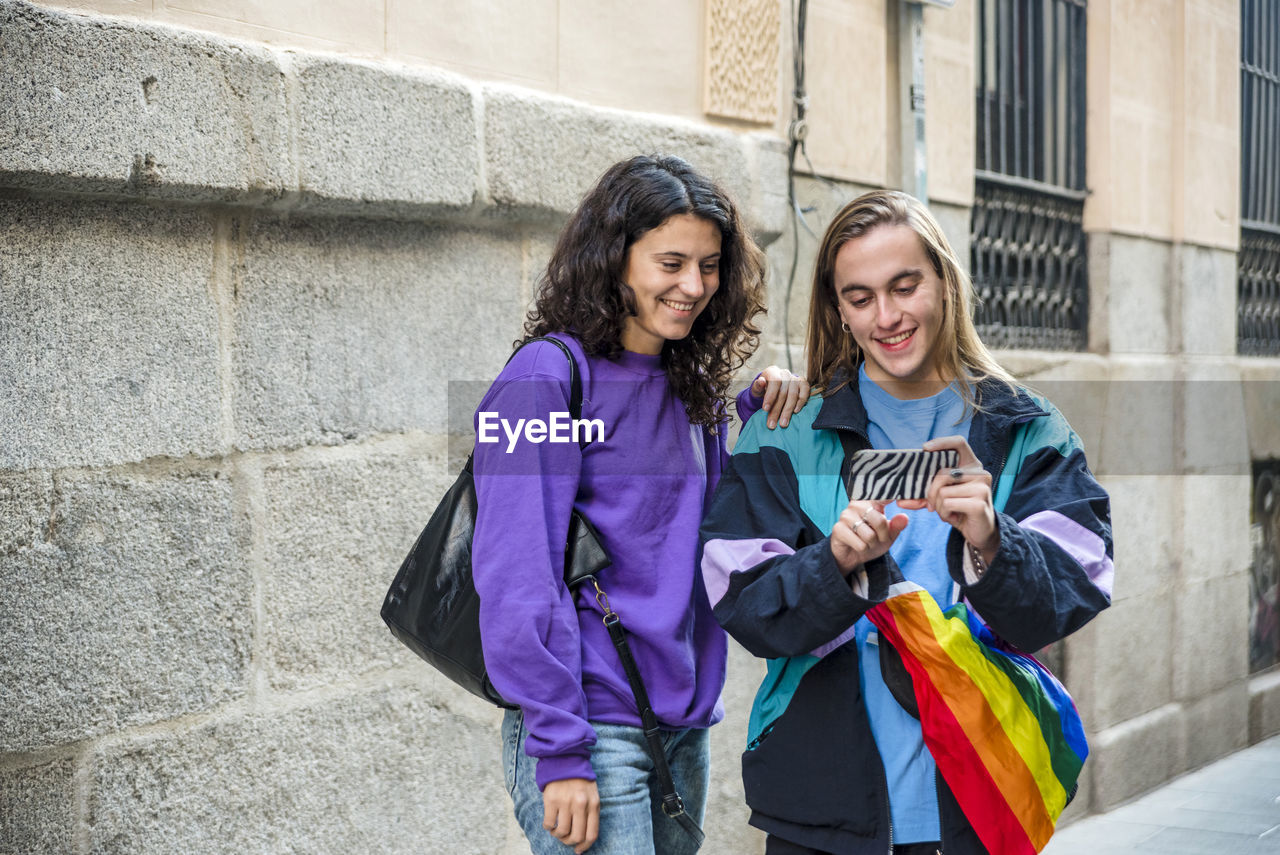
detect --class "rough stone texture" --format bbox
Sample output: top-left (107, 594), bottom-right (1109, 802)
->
top-left (705, 641), bottom-right (766, 855)
top-left (1061, 614), bottom-right (1101, 735)
top-left (1248, 669), bottom-right (1280, 743)
top-left (0, 469), bottom-right (251, 751)
top-left (1173, 574), bottom-right (1249, 702)
top-left (1178, 244), bottom-right (1238, 357)
top-left (1006, 353), bottom-right (1111, 462)
top-left (496, 811), bottom-right (530, 855)
top-left (1102, 476), bottom-right (1178, 602)
top-left (0, 0), bottom-right (292, 202)
top-left (744, 134), bottom-right (791, 242)
top-left (88, 686), bottom-right (505, 855)
top-left (1240, 364), bottom-right (1280, 461)
top-left (1181, 683), bottom-right (1249, 771)
top-left (1181, 475), bottom-right (1253, 584)
top-left (1091, 703), bottom-right (1185, 812)
top-left (0, 471), bottom-right (53, 554)
top-left (1099, 235), bottom-right (1173, 355)
top-left (521, 232), bottom-right (557, 310)
top-left (482, 85), bottom-right (769, 233)
top-left (0, 756), bottom-right (76, 855)
top-left (0, 1), bottom-right (785, 233)
top-left (258, 445), bottom-right (453, 691)
top-left (1088, 593), bottom-right (1174, 730)
top-left (0, 196), bottom-right (223, 470)
top-left (1096, 358), bottom-right (1179, 477)
top-left (232, 215), bottom-right (526, 450)
top-left (291, 55), bottom-right (479, 217)
top-left (1085, 232), bottom-right (1113, 356)
top-left (1181, 361), bottom-right (1251, 475)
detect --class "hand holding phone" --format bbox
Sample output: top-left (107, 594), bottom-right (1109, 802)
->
top-left (845, 448), bottom-right (961, 501)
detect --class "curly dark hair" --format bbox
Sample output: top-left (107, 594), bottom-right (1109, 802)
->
top-left (523, 154), bottom-right (767, 427)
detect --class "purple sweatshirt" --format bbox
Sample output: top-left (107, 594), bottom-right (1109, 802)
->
top-left (471, 334), bottom-right (755, 789)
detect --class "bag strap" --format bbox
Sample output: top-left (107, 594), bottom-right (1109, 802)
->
top-left (507, 336), bottom-right (704, 845)
top-left (589, 579), bottom-right (706, 847)
top-left (506, 335), bottom-right (584, 428)
top-left (463, 335), bottom-right (586, 474)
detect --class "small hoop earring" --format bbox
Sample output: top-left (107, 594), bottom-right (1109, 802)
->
top-left (841, 321), bottom-right (851, 334)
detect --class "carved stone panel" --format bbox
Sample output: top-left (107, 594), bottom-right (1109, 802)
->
top-left (704, 0), bottom-right (780, 124)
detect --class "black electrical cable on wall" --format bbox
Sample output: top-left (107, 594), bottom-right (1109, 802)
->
top-left (784, 0), bottom-right (809, 373)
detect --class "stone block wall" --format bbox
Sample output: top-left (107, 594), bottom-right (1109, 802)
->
top-left (0, 3), bottom-right (783, 852)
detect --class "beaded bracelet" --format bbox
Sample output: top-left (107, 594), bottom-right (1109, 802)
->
top-left (967, 541), bottom-right (987, 574)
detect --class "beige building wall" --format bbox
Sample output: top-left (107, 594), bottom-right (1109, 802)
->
top-left (1085, 0), bottom-right (1239, 249)
top-left (923, 1), bottom-right (976, 208)
top-left (780, 1), bottom-right (974, 204)
top-left (794, 0), bottom-right (891, 185)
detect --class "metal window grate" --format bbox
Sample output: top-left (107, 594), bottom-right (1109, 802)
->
top-left (1239, 229), bottom-right (1280, 357)
top-left (971, 0), bottom-right (1088, 351)
top-left (1239, 0), bottom-right (1280, 355)
top-left (970, 178), bottom-right (1088, 351)
top-left (975, 0), bottom-right (1087, 190)
top-left (1241, 0), bottom-right (1279, 233)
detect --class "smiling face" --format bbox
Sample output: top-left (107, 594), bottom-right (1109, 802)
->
top-left (833, 223), bottom-right (948, 399)
top-left (620, 213), bottom-right (722, 355)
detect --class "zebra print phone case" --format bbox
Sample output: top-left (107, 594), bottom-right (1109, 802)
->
top-left (845, 448), bottom-right (960, 501)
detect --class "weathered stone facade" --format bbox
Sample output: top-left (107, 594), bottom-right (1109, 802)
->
top-left (0, 3), bottom-right (780, 851)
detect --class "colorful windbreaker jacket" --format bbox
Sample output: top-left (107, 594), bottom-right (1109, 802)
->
top-left (700, 372), bottom-right (1113, 855)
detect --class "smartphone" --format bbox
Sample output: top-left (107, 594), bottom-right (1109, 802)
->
top-left (845, 448), bottom-right (960, 501)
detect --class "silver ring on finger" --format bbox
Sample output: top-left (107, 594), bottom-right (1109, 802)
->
top-left (860, 506), bottom-right (876, 523)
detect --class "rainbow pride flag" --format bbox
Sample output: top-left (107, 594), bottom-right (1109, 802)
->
top-left (866, 581), bottom-right (1088, 855)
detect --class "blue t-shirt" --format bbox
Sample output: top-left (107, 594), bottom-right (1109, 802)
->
top-left (854, 365), bottom-right (972, 843)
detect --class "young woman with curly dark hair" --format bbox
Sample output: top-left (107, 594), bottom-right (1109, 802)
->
top-left (470, 154), bottom-right (809, 854)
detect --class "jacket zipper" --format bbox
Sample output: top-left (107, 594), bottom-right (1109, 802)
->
top-left (829, 424), bottom-right (871, 490)
top-left (872, 740), bottom-right (893, 854)
top-left (933, 767), bottom-right (943, 854)
top-left (886, 788), bottom-right (895, 855)
top-left (828, 424), bottom-right (871, 444)
top-left (987, 412), bottom-right (1041, 503)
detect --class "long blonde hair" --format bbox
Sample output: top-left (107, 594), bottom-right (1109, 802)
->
top-left (805, 190), bottom-right (1015, 407)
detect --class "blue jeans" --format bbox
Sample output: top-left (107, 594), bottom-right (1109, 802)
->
top-left (502, 709), bottom-right (709, 855)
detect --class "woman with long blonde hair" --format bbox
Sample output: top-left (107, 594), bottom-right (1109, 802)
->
top-left (701, 190), bottom-right (1112, 855)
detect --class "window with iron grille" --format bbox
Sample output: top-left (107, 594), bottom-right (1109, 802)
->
top-left (1239, 0), bottom-right (1280, 357)
top-left (971, 0), bottom-right (1088, 350)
